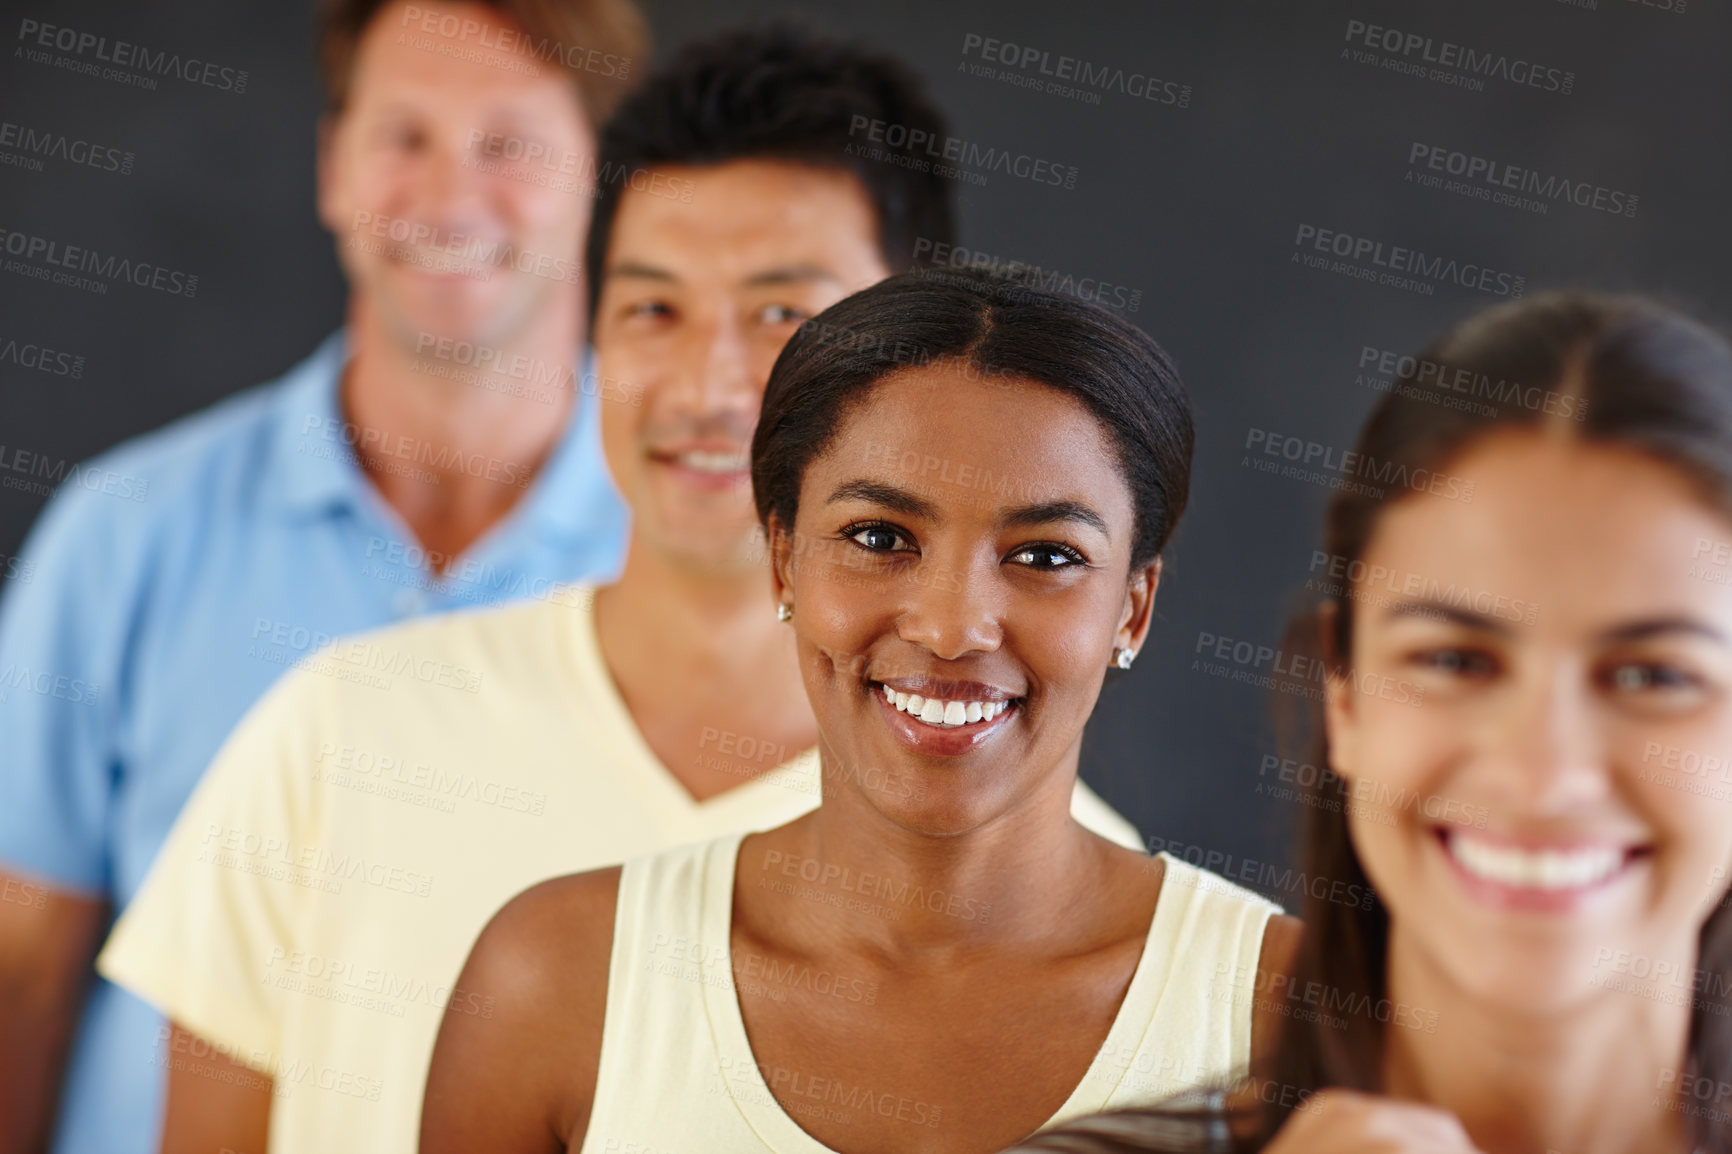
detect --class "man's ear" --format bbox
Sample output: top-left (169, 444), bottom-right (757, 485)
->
top-left (1319, 600), bottom-right (1360, 782)
top-left (767, 513), bottom-right (796, 608)
top-left (1116, 555), bottom-right (1163, 655)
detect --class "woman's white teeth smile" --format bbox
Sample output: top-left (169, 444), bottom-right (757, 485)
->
top-left (880, 683), bottom-right (1009, 728)
top-left (1445, 832), bottom-right (1627, 891)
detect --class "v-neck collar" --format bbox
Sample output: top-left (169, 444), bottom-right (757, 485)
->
top-left (562, 588), bottom-right (820, 815)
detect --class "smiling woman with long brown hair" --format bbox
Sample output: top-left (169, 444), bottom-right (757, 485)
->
top-left (1011, 292), bottom-right (1732, 1154)
top-left (418, 269), bottom-right (1300, 1154)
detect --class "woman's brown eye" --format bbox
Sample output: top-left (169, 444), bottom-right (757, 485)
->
top-left (1009, 543), bottom-right (1085, 569)
top-left (1012, 545), bottom-right (1073, 568)
top-left (849, 526), bottom-right (902, 551)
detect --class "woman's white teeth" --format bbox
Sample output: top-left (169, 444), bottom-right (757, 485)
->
top-left (676, 449), bottom-right (748, 473)
top-left (1447, 834), bottom-right (1625, 890)
top-left (880, 684), bottom-right (1008, 727)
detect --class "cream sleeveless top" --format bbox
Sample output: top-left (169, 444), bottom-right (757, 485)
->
top-left (580, 833), bottom-right (1280, 1153)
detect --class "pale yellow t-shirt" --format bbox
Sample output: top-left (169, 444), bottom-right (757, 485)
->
top-left (98, 585), bottom-right (1145, 1154)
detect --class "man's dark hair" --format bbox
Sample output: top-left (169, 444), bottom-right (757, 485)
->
top-left (584, 22), bottom-right (958, 317)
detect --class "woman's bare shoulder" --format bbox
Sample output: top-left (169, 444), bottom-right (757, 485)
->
top-left (421, 867), bottom-right (624, 1154)
top-left (467, 867), bottom-right (623, 988)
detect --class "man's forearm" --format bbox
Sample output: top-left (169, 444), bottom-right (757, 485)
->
top-left (161, 1024), bottom-right (273, 1154)
top-left (0, 991), bottom-right (85, 1154)
top-left (0, 873), bottom-right (108, 1154)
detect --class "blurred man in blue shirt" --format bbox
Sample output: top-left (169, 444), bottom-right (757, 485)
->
top-left (0, 2), bottom-right (644, 1150)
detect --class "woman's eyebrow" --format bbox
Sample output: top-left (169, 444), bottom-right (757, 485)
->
top-left (999, 500), bottom-right (1109, 536)
top-left (823, 479), bottom-right (940, 519)
top-left (1381, 601), bottom-right (1513, 634)
top-left (1379, 602), bottom-right (1731, 647)
top-left (821, 483), bottom-right (1111, 537)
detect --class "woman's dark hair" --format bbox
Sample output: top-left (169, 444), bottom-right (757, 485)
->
top-left (1007, 291), bottom-right (1732, 1153)
top-left (750, 268), bottom-right (1194, 572)
top-left (585, 21), bottom-right (957, 321)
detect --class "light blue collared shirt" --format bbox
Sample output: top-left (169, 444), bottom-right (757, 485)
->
top-left (0, 331), bottom-right (628, 1154)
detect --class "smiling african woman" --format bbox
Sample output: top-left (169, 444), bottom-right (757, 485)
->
top-left (420, 269), bottom-right (1303, 1154)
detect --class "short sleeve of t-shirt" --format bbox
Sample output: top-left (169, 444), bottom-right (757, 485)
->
top-left (97, 668), bottom-right (321, 1075)
top-left (0, 474), bottom-right (135, 894)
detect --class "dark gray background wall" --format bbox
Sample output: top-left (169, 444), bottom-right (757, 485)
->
top-left (3, 0), bottom-right (1725, 900)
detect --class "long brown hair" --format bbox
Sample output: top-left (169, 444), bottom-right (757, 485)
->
top-left (1011, 292), bottom-right (1732, 1153)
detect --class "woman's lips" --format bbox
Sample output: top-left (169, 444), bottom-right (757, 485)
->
top-left (869, 679), bottom-right (1019, 756)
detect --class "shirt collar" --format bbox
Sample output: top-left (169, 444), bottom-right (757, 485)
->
top-left (266, 332), bottom-right (618, 543)
top-left (514, 348), bottom-right (626, 542)
top-left (266, 330), bottom-right (358, 518)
